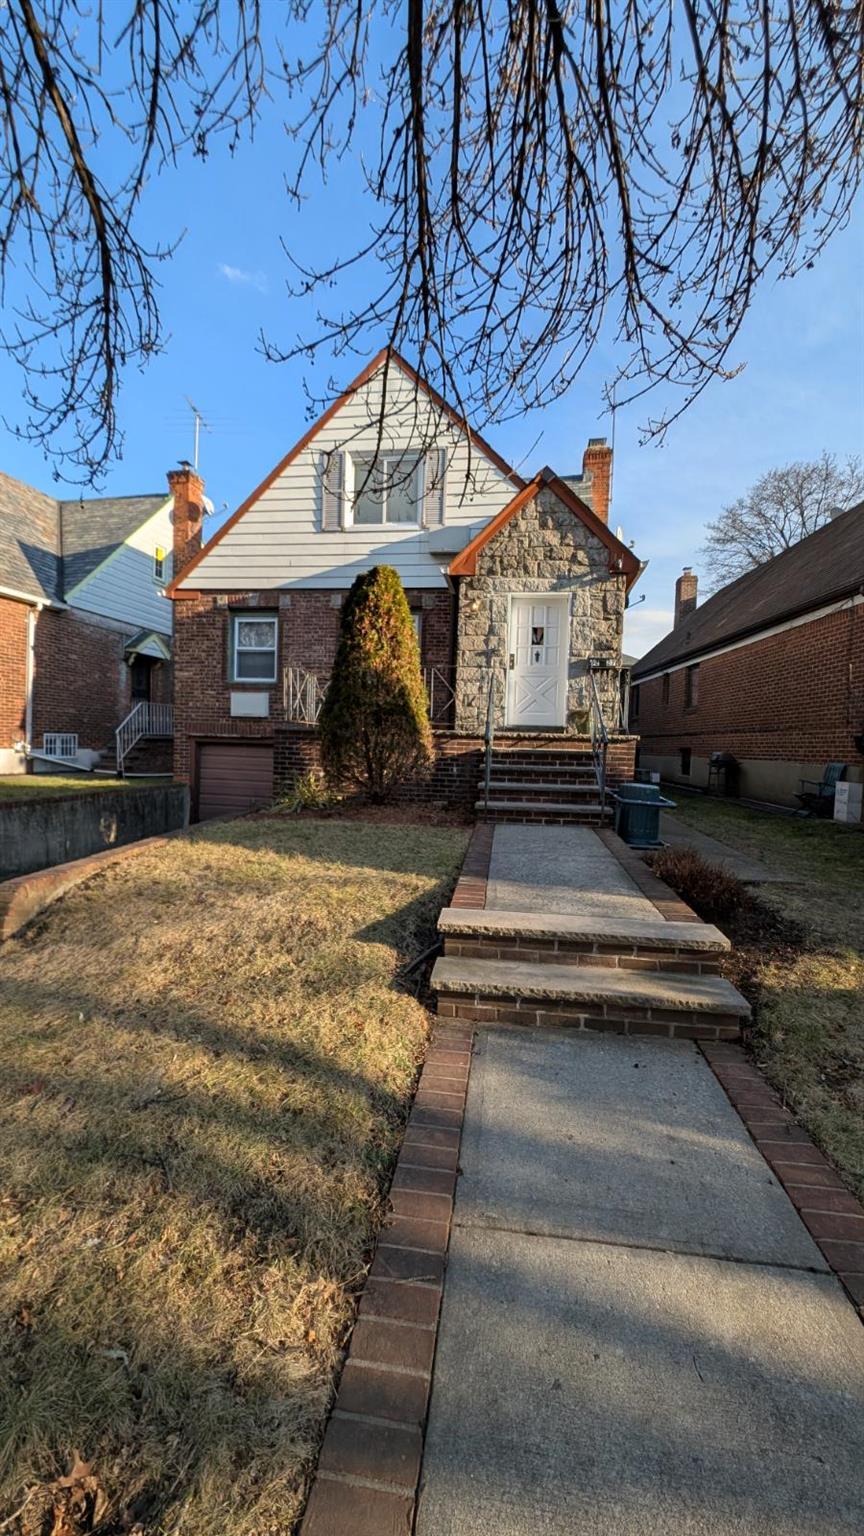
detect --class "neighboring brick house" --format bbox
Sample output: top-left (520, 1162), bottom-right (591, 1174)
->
top-left (0, 472), bottom-right (176, 776)
top-left (168, 348), bottom-right (642, 819)
top-left (630, 504), bottom-right (864, 806)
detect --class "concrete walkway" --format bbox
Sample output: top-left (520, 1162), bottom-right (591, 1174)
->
top-left (415, 1029), bottom-right (864, 1535)
top-left (486, 823), bottom-right (662, 918)
top-left (660, 813), bottom-right (794, 884)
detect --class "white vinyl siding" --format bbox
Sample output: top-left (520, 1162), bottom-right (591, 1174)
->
top-left (181, 363), bottom-right (517, 591)
top-left (66, 499), bottom-right (174, 634)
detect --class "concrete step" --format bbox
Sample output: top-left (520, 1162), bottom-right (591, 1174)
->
top-left (438, 907), bottom-right (730, 974)
top-left (476, 799), bottom-right (607, 823)
top-left (478, 780), bottom-right (601, 797)
top-left (432, 955), bottom-right (749, 1040)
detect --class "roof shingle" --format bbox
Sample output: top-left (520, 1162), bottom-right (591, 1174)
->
top-left (633, 504), bottom-right (864, 676)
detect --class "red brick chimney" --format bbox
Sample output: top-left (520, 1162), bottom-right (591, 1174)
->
top-left (675, 567), bottom-right (698, 627)
top-left (582, 437), bottom-right (613, 525)
top-left (168, 462), bottom-right (205, 581)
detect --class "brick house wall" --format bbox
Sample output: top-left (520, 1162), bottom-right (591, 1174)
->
top-left (0, 596), bottom-right (29, 762)
top-left (633, 602), bottom-right (864, 803)
top-left (30, 607), bottom-right (172, 759)
top-left (172, 586), bottom-right (455, 785)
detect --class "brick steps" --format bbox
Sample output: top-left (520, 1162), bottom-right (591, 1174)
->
top-left (479, 780), bottom-right (602, 797)
top-left (438, 906), bottom-right (729, 974)
top-left (476, 798), bottom-right (607, 823)
top-left (431, 955), bottom-right (749, 1040)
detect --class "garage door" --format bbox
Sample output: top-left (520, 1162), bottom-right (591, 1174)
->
top-left (197, 743), bottom-right (274, 821)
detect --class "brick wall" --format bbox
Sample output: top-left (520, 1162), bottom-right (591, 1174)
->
top-left (633, 603), bottom-right (864, 797)
top-left (173, 586), bottom-right (455, 783)
top-left (31, 609), bottom-right (137, 753)
top-left (0, 596), bottom-right (29, 753)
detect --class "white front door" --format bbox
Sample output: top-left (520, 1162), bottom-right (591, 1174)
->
top-left (506, 596), bottom-right (569, 728)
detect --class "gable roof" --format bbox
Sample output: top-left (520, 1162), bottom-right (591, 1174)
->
top-left (448, 467), bottom-right (641, 587)
top-left (0, 471), bottom-right (165, 604)
top-left (633, 502), bottom-right (864, 678)
top-left (61, 494), bottom-right (167, 592)
top-left (169, 347), bottom-right (524, 596)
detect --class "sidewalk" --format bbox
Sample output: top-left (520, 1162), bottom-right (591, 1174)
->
top-left (415, 1026), bottom-right (864, 1534)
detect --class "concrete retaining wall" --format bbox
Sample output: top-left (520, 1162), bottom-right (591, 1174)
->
top-left (0, 785), bottom-right (190, 880)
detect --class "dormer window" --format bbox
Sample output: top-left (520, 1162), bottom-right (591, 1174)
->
top-left (352, 453), bottom-right (423, 525)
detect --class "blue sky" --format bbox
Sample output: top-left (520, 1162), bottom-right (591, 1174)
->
top-left (1, 78), bottom-right (861, 658)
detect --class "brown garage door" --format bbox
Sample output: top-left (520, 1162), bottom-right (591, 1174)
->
top-left (197, 743), bottom-right (274, 821)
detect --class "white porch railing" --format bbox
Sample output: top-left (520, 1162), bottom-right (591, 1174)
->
top-left (115, 701), bottom-right (174, 776)
top-left (284, 667), bottom-right (329, 725)
top-left (42, 732), bottom-right (79, 761)
top-left (283, 666), bottom-right (456, 726)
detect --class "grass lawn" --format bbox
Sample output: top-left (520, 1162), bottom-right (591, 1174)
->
top-left (0, 776), bottom-right (167, 802)
top-left (667, 793), bottom-right (864, 1198)
top-left (0, 816), bottom-right (468, 1535)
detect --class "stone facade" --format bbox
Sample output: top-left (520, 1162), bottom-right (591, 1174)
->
top-left (453, 485), bottom-right (626, 735)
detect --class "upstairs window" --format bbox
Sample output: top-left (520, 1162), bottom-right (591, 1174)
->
top-left (662, 673), bottom-right (670, 705)
top-left (630, 684), bottom-right (640, 721)
top-left (232, 614), bottom-right (277, 683)
top-left (685, 664), bottom-right (700, 708)
top-left (353, 453), bottom-right (423, 525)
top-left (154, 546), bottom-right (166, 582)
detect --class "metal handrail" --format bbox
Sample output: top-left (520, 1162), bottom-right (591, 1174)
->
top-left (482, 668), bottom-right (496, 813)
top-left (588, 670), bottom-right (610, 816)
top-left (115, 701), bottom-right (174, 776)
top-left (283, 664), bottom-right (457, 727)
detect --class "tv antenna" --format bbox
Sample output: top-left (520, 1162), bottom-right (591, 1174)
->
top-left (184, 396), bottom-right (211, 470)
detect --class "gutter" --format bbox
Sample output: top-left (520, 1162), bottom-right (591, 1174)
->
top-left (23, 604), bottom-right (40, 756)
top-left (0, 583), bottom-right (65, 609)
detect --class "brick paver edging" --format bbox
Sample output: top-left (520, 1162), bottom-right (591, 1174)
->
top-left (701, 1042), bottom-right (864, 1319)
top-left (449, 822), bottom-right (494, 911)
top-left (299, 1021), bottom-right (474, 1535)
top-left (596, 828), bottom-right (702, 923)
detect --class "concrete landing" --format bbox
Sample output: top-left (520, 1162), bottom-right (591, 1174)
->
top-left (487, 824), bottom-right (658, 918)
top-left (416, 1029), bottom-right (864, 1536)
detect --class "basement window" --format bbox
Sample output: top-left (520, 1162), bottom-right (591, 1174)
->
top-left (232, 614), bottom-right (278, 683)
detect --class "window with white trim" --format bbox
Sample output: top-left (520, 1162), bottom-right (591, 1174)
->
top-left (352, 452), bottom-right (423, 525)
top-left (231, 614), bottom-right (278, 682)
top-left (154, 545), bottom-right (166, 582)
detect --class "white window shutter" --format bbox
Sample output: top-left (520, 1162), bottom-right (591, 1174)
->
top-left (423, 448), bottom-right (447, 527)
top-left (321, 450), bottom-right (345, 530)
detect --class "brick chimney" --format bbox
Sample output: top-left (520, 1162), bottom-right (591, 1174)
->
top-left (675, 567), bottom-right (698, 627)
top-left (168, 462), bottom-right (205, 581)
top-left (582, 437), bottom-right (613, 524)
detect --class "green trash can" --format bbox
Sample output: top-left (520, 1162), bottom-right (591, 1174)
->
top-left (612, 782), bottom-right (676, 848)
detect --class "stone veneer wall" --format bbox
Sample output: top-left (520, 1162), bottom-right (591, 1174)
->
top-left (454, 485), bottom-right (626, 735)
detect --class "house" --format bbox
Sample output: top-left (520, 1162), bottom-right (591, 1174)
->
top-left (0, 472), bottom-right (177, 777)
top-left (630, 503), bottom-right (864, 806)
top-left (168, 349), bottom-right (641, 819)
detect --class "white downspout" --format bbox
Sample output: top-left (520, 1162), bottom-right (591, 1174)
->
top-left (24, 603), bottom-right (40, 758)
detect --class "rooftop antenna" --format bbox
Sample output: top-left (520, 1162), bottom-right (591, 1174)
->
top-left (184, 396), bottom-right (211, 471)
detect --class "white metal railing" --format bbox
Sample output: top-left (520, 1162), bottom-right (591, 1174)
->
top-left (42, 732), bottom-right (79, 761)
top-left (588, 670), bottom-right (610, 815)
top-left (283, 665), bottom-right (457, 726)
top-left (115, 701), bottom-right (174, 776)
top-left (284, 667), bottom-right (329, 725)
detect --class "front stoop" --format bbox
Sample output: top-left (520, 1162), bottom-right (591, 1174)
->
top-left (476, 746), bottom-right (610, 825)
top-left (438, 908), bottom-right (731, 975)
top-left (431, 953), bottom-right (749, 1041)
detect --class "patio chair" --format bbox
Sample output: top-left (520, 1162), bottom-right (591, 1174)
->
top-left (796, 762), bottom-right (847, 816)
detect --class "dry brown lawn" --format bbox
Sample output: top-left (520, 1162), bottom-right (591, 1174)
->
top-left (0, 816), bottom-right (468, 1535)
top-left (665, 795), bottom-right (864, 1199)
